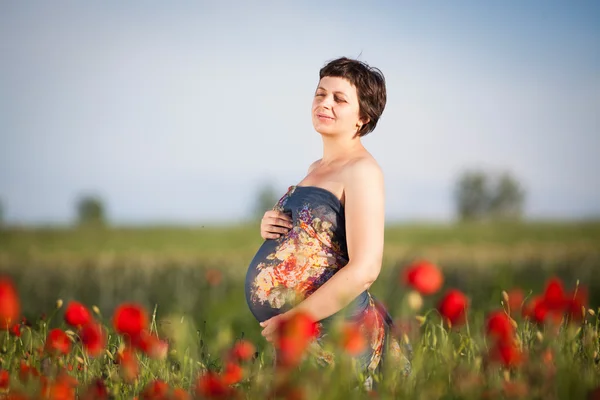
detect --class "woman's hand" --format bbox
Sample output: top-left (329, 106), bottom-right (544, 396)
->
top-left (259, 314), bottom-right (284, 343)
top-left (260, 210), bottom-right (293, 240)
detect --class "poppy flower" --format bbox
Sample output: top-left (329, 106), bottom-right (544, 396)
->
top-left (10, 323), bottom-right (21, 337)
top-left (19, 361), bottom-right (39, 384)
top-left (116, 348), bottom-right (139, 383)
top-left (113, 303), bottom-right (148, 340)
top-left (403, 260), bottom-right (444, 295)
top-left (341, 323), bottom-right (367, 356)
top-left (172, 388), bottom-right (191, 400)
top-left (522, 296), bottom-right (547, 323)
top-left (0, 277), bottom-right (20, 330)
top-left (0, 369), bottom-right (9, 390)
top-left (205, 269), bottom-right (223, 286)
top-left (229, 340), bottom-right (255, 362)
top-left (489, 341), bottom-right (523, 367)
top-left (221, 362), bottom-right (243, 385)
top-left (437, 289), bottom-right (468, 327)
top-left (543, 277), bottom-right (565, 311)
top-left (81, 378), bottom-right (109, 400)
top-left (485, 311), bottom-right (514, 343)
top-left (504, 288), bottom-right (524, 314)
top-left (195, 372), bottom-right (230, 398)
top-left (64, 301), bottom-right (92, 328)
top-left (270, 383), bottom-right (306, 400)
top-left (133, 330), bottom-right (168, 360)
top-left (275, 312), bottom-right (319, 368)
top-left (141, 379), bottom-right (170, 400)
top-left (42, 379), bottom-right (76, 400)
top-left (564, 287), bottom-right (588, 322)
top-left (45, 329), bottom-right (71, 356)
top-left (80, 322), bottom-right (106, 357)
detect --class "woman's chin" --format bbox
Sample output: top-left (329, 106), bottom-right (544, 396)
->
top-left (313, 125), bottom-right (338, 136)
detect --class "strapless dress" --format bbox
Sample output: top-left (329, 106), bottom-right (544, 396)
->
top-left (245, 185), bottom-right (408, 373)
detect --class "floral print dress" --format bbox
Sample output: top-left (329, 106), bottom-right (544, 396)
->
top-left (245, 185), bottom-right (408, 374)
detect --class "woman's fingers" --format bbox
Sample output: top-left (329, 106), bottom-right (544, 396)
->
top-left (266, 225), bottom-right (290, 234)
top-left (263, 213), bottom-right (293, 228)
top-left (260, 211), bottom-right (294, 239)
top-left (263, 233), bottom-right (280, 240)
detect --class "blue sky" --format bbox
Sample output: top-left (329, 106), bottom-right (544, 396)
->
top-left (1, 1), bottom-right (599, 225)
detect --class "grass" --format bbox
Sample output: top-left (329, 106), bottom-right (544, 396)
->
top-left (0, 221), bottom-right (599, 398)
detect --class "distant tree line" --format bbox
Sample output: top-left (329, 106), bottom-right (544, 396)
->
top-left (454, 169), bottom-right (525, 222)
top-left (76, 195), bottom-right (107, 227)
top-left (0, 170), bottom-right (524, 228)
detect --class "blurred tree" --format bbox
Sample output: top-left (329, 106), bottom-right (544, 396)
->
top-left (76, 195), bottom-right (106, 227)
top-left (488, 172), bottom-right (525, 220)
top-left (454, 170), bottom-right (490, 221)
top-left (252, 183), bottom-right (280, 219)
top-left (0, 199), bottom-right (4, 227)
top-left (454, 169), bottom-right (525, 222)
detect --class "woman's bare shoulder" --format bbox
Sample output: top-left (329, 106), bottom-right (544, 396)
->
top-left (307, 159), bottom-right (322, 174)
top-left (343, 154), bottom-right (383, 182)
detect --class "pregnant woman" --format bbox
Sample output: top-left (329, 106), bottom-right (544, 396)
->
top-left (245, 57), bottom-right (407, 378)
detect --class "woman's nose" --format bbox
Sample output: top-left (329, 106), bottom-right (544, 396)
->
top-left (321, 94), bottom-right (334, 108)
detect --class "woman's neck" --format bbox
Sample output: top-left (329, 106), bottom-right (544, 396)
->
top-left (320, 134), bottom-right (365, 164)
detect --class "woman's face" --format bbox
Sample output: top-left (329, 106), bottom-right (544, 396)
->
top-left (311, 76), bottom-right (366, 137)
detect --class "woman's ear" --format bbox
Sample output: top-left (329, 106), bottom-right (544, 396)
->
top-left (357, 116), bottom-right (370, 131)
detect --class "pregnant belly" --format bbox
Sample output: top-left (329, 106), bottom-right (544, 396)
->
top-left (245, 236), bottom-right (342, 322)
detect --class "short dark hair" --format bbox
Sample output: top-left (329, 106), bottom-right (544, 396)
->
top-left (319, 57), bottom-right (386, 137)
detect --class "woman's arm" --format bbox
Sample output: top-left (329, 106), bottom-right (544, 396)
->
top-left (260, 158), bottom-right (385, 340)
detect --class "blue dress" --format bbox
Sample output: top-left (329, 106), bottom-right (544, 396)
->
top-left (245, 185), bottom-right (408, 373)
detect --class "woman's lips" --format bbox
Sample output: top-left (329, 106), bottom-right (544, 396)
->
top-left (316, 113), bottom-right (334, 121)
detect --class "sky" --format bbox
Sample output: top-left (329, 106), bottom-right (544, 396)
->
top-left (1, 1), bottom-right (599, 225)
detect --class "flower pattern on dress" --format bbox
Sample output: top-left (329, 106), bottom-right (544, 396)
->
top-left (246, 185), bottom-right (410, 376)
top-left (251, 198), bottom-right (344, 309)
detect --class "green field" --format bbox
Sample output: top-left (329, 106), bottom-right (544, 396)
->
top-left (0, 221), bottom-right (599, 398)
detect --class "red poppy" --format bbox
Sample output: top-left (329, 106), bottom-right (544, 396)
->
top-left (522, 278), bottom-right (583, 326)
top-left (564, 287), bottom-right (588, 322)
top-left (505, 288), bottom-right (524, 314)
top-left (41, 373), bottom-right (77, 400)
top-left (485, 310), bottom-right (514, 343)
top-left (489, 341), bottom-right (523, 367)
top-left (403, 260), bottom-right (444, 295)
top-left (3, 391), bottom-right (30, 400)
top-left (113, 303), bottom-right (148, 340)
top-left (205, 269), bottom-right (223, 286)
top-left (45, 329), bottom-right (71, 356)
top-left (229, 340), bottom-right (255, 362)
top-left (221, 362), bottom-right (243, 385)
top-left (80, 378), bottom-right (108, 400)
top-left (270, 383), bottom-right (306, 400)
top-left (0, 369), bottom-right (9, 390)
top-left (275, 312), bottom-right (319, 368)
top-left (141, 379), bottom-right (170, 400)
top-left (437, 289), bottom-right (468, 327)
top-left (18, 361), bottom-right (39, 384)
top-left (341, 323), bottom-right (367, 356)
top-left (0, 277), bottom-right (20, 330)
top-left (133, 330), bottom-right (168, 360)
top-left (42, 379), bottom-right (76, 400)
top-left (80, 322), bottom-right (106, 357)
top-left (522, 295), bottom-right (546, 323)
top-left (64, 301), bottom-right (92, 328)
top-left (172, 388), bottom-right (191, 400)
top-left (543, 277), bottom-right (565, 310)
top-left (10, 323), bottom-right (21, 337)
top-left (195, 372), bottom-right (230, 399)
top-left (116, 348), bottom-right (139, 383)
